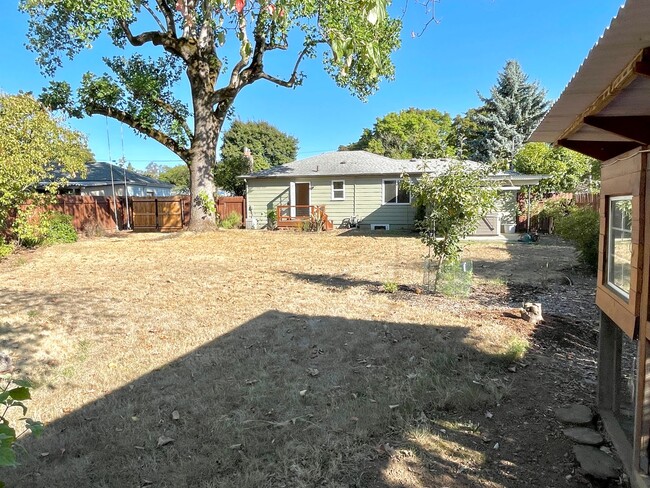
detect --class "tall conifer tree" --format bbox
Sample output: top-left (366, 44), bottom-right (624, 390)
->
top-left (473, 61), bottom-right (549, 167)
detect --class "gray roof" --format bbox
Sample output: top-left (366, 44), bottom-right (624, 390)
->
top-left (240, 150), bottom-right (483, 178)
top-left (41, 161), bottom-right (174, 188)
top-left (530, 0), bottom-right (650, 144)
top-left (240, 150), bottom-right (546, 185)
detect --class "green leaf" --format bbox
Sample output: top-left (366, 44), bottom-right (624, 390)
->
top-left (7, 388), bottom-right (30, 401)
top-left (11, 401), bottom-right (27, 416)
top-left (12, 379), bottom-right (33, 388)
top-left (0, 447), bottom-right (17, 467)
top-left (25, 419), bottom-right (44, 438)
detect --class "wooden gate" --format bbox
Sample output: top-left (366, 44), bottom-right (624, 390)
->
top-left (131, 197), bottom-right (185, 231)
top-left (216, 196), bottom-right (246, 227)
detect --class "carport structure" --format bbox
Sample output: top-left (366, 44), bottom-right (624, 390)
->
top-left (531, 1), bottom-right (650, 485)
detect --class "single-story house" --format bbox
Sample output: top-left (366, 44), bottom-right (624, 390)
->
top-left (530, 0), bottom-right (650, 485)
top-left (40, 161), bottom-right (173, 197)
top-left (241, 150), bottom-right (545, 234)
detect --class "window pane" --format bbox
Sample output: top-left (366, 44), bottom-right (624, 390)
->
top-left (333, 181), bottom-right (343, 190)
top-left (384, 181), bottom-right (397, 203)
top-left (397, 187), bottom-right (410, 204)
top-left (608, 198), bottom-right (633, 298)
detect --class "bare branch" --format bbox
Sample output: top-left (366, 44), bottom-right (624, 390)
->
top-left (255, 43), bottom-right (320, 88)
top-left (142, 2), bottom-right (167, 32)
top-left (118, 20), bottom-right (190, 61)
top-left (155, 0), bottom-right (178, 36)
top-left (228, 12), bottom-right (253, 89)
top-left (88, 103), bottom-right (191, 162)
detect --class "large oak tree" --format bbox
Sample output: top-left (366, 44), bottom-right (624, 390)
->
top-left (21, 0), bottom-right (402, 229)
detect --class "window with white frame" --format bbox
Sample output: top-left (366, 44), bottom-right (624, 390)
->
top-left (607, 196), bottom-right (633, 299)
top-left (383, 179), bottom-right (410, 204)
top-left (331, 180), bottom-right (345, 200)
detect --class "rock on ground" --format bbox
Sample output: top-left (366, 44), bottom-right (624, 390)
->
top-left (563, 427), bottom-right (604, 446)
top-left (573, 445), bottom-right (620, 479)
top-left (555, 404), bottom-right (594, 426)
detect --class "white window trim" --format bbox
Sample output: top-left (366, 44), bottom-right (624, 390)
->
top-left (382, 179), bottom-right (410, 205)
top-left (607, 195), bottom-right (632, 300)
top-left (331, 180), bottom-right (345, 201)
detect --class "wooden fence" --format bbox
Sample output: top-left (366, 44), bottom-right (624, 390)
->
top-left (13, 195), bottom-right (247, 233)
top-left (516, 192), bottom-right (600, 233)
top-left (216, 197), bottom-right (246, 227)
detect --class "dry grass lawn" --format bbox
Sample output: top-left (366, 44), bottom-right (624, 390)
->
top-left (0, 230), bottom-right (583, 487)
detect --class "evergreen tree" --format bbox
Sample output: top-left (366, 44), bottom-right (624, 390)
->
top-left (474, 61), bottom-right (549, 167)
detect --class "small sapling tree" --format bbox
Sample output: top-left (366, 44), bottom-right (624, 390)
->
top-left (403, 162), bottom-right (496, 291)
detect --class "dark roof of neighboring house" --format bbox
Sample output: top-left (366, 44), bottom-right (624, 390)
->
top-left (40, 161), bottom-right (174, 188)
top-left (240, 150), bottom-right (547, 185)
top-left (530, 0), bottom-right (650, 146)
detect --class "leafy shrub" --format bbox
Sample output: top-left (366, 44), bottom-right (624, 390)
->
top-left (266, 210), bottom-right (277, 230)
top-left (14, 209), bottom-right (77, 247)
top-left (553, 206), bottom-right (599, 269)
top-left (219, 211), bottom-right (241, 229)
top-left (0, 365), bottom-right (44, 479)
top-left (42, 212), bottom-right (77, 244)
top-left (500, 337), bottom-right (530, 363)
top-left (0, 242), bottom-right (14, 260)
top-left (382, 281), bottom-right (398, 293)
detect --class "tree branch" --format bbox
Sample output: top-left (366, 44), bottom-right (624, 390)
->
top-left (150, 97), bottom-right (192, 139)
top-left (255, 43), bottom-right (318, 88)
top-left (227, 12), bottom-right (253, 90)
top-left (88, 104), bottom-right (191, 162)
top-left (118, 20), bottom-right (189, 61)
top-left (155, 0), bottom-right (178, 37)
top-left (142, 2), bottom-right (167, 32)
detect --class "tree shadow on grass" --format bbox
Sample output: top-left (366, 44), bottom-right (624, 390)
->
top-left (278, 270), bottom-right (382, 290)
top-left (3, 310), bottom-right (554, 488)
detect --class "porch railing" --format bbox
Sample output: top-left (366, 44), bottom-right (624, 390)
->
top-left (276, 205), bottom-right (326, 222)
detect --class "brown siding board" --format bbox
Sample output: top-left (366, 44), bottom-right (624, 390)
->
top-left (596, 287), bottom-right (636, 338)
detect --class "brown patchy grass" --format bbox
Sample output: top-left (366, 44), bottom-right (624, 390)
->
top-left (0, 231), bottom-right (580, 487)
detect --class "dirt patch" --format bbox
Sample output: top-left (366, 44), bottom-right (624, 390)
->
top-left (0, 231), bottom-right (623, 487)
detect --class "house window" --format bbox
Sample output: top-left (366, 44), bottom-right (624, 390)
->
top-left (383, 179), bottom-right (410, 204)
top-left (146, 190), bottom-right (155, 196)
top-left (607, 196), bottom-right (633, 299)
top-left (331, 180), bottom-right (345, 200)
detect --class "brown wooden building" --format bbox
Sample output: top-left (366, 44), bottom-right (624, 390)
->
top-left (531, 1), bottom-right (650, 485)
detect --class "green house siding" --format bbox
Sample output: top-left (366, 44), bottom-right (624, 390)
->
top-left (246, 175), bottom-right (416, 229)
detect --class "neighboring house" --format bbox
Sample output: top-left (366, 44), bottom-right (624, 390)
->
top-left (40, 161), bottom-right (174, 197)
top-left (241, 150), bottom-right (546, 235)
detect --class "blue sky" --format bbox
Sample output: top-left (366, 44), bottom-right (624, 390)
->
top-left (2, 1), bottom-right (623, 170)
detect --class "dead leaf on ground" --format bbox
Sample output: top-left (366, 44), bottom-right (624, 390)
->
top-left (172, 410), bottom-right (180, 420)
top-left (157, 435), bottom-right (174, 448)
top-left (306, 367), bottom-right (319, 377)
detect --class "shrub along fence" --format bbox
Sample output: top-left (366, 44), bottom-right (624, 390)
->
top-left (516, 192), bottom-right (600, 233)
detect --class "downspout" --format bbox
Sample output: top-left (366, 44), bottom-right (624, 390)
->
top-left (526, 186), bottom-right (531, 234)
